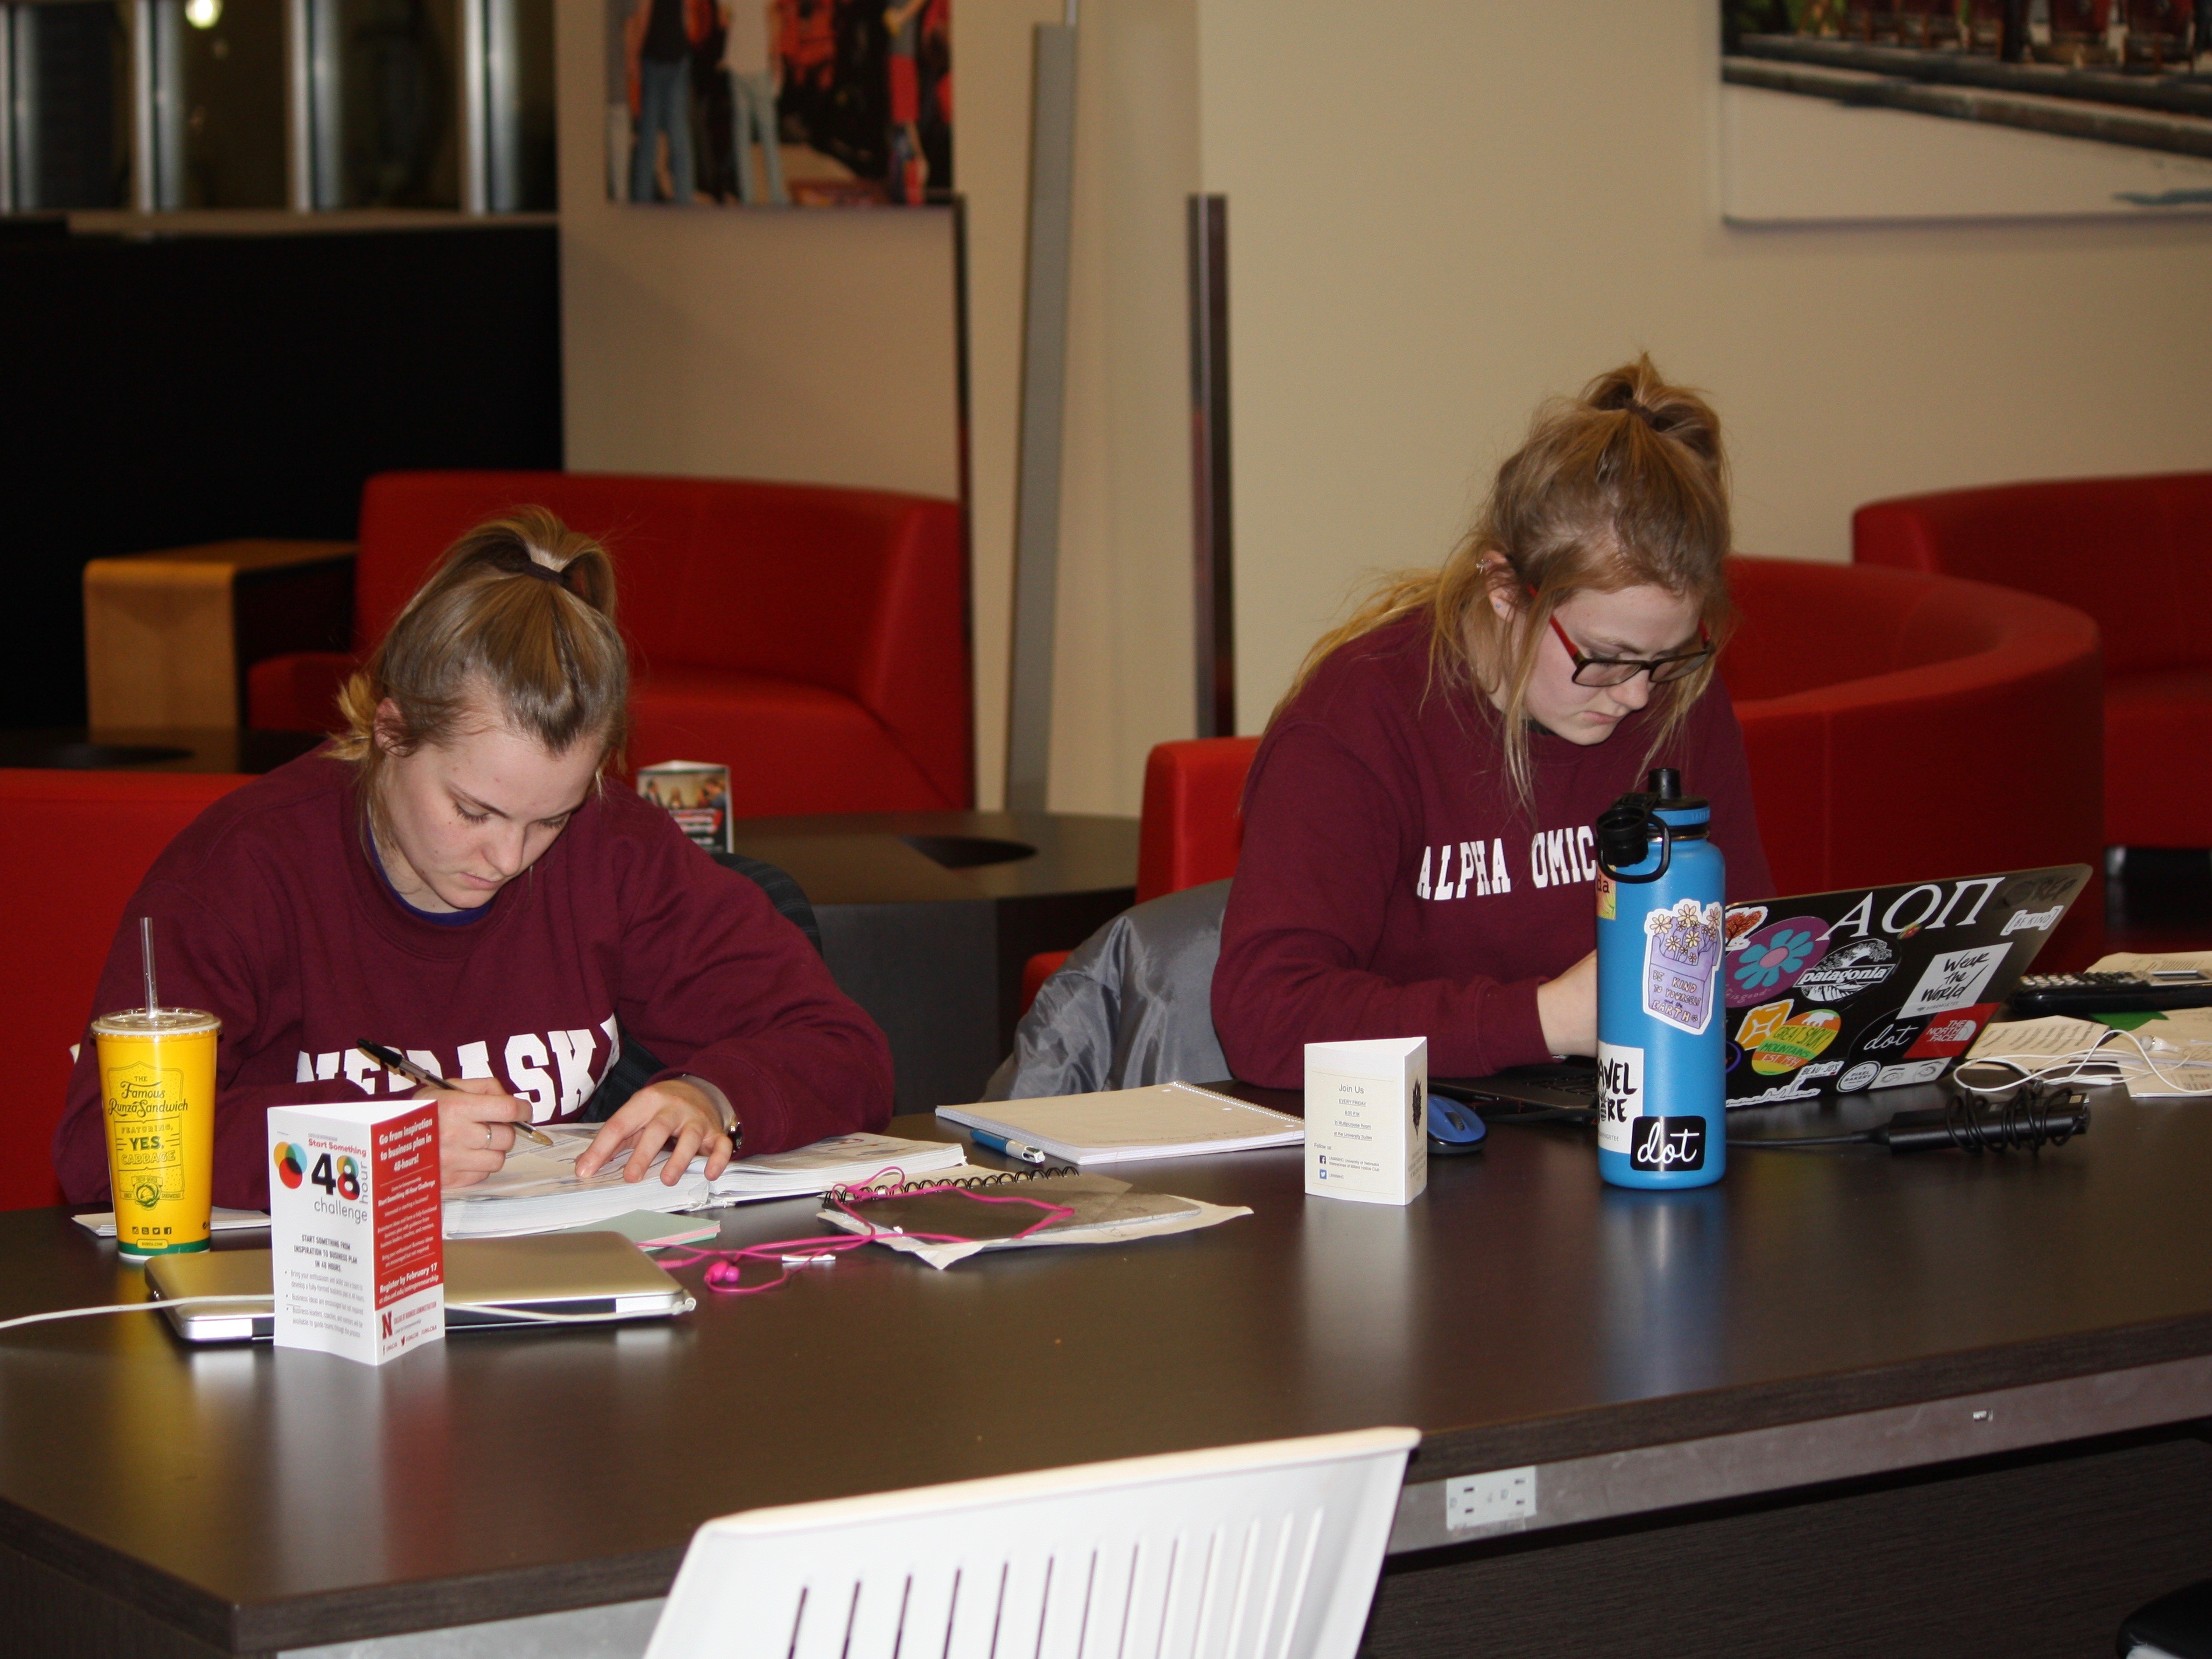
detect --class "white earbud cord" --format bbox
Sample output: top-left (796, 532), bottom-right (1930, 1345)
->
top-left (0, 1295), bottom-right (271, 1335)
top-left (1953, 1026), bottom-right (2212, 1098)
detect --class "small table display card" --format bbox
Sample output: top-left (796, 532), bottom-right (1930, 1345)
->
top-left (1304, 1036), bottom-right (1428, 1206)
top-left (268, 1100), bottom-right (443, 1365)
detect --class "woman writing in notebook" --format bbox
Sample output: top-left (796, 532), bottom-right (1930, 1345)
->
top-left (55, 511), bottom-right (892, 1209)
top-left (1212, 358), bottom-right (1774, 1089)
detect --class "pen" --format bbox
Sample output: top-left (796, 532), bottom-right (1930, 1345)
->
top-left (355, 1041), bottom-right (554, 1146)
top-left (968, 1128), bottom-right (1049, 1165)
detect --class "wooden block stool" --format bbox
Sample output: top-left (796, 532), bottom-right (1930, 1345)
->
top-left (83, 540), bottom-right (355, 728)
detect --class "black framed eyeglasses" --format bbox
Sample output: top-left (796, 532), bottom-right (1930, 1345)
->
top-left (1547, 614), bottom-right (1714, 687)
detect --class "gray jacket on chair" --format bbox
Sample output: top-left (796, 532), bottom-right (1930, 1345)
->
top-left (983, 880), bottom-right (1232, 1099)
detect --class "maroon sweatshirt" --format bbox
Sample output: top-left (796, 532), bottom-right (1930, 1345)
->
top-left (55, 752), bottom-right (892, 1208)
top-left (1213, 615), bottom-right (1773, 1088)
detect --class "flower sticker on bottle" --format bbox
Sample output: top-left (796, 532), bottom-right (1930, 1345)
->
top-left (1724, 915), bottom-right (1834, 1008)
top-left (1642, 897), bottom-right (1724, 1036)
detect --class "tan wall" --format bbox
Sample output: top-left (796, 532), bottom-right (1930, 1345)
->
top-left (555, 0), bottom-right (965, 775)
top-left (558, 0), bottom-right (2212, 813)
top-left (555, 0), bottom-right (1200, 814)
top-left (1050, 0), bottom-right (1202, 813)
top-left (1195, 0), bottom-right (2212, 722)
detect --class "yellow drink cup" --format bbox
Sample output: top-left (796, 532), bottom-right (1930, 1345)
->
top-left (91, 1008), bottom-right (220, 1261)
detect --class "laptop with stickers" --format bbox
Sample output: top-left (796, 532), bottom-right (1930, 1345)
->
top-left (1440, 863), bottom-right (2091, 1114)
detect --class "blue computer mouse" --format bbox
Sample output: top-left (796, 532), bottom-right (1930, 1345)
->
top-left (1427, 1095), bottom-right (1488, 1154)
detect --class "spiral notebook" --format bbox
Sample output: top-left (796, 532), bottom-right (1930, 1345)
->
top-left (815, 1167), bottom-right (1249, 1269)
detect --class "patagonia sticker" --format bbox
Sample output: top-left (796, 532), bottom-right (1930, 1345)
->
top-left (1793, 937), bottom-right (1897, 1005)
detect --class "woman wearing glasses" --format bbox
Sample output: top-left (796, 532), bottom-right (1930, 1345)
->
top-left (1212, 358), bottom-right (1774, 1088)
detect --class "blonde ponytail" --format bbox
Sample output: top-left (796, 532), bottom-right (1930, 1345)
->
top-left (333, 508), bottom-right (631, 826)
top-left (1275, 355), bottom-right (1735, 808)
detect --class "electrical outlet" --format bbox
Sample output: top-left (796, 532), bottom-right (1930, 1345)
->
top-left (1444, 1466), bottom-right (1537, 1532)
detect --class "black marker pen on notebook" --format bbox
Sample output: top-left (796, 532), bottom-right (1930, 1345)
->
top-left (355, 1041), bottom-right (554, 1146)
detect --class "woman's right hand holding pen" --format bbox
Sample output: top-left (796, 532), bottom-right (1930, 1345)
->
top-left (432, 1077), bottom-right (538, 1188)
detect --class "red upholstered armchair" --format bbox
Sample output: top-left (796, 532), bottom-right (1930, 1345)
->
top-left (1133, 737), bottom-right (1264, 904)
top-left (1853, 472), bottom-right (2211, 849)
top-left (1724, 556), bottom-right (2104, 969)
top-left (249, 471), bottom-right (972, 817)
top-left (1, 770), bottom-right (254, 1211)
top-left (1018, 737), bottom-right (1261, 1011)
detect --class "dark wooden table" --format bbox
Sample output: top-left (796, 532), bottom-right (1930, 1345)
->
top-left (0, 727), bottom-right (325, 775)
top-left (4, 1086), bottom-right (2210, 1659)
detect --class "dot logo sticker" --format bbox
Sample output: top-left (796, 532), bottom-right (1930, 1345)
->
top-left (272, 1141), bottom-right (306, 1189)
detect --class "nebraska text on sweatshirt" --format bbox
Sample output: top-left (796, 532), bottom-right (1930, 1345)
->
top-left (55, 751), bottom-right (892, 1208)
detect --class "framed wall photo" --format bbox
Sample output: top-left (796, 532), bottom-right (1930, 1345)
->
top-left (608, 0), bottom-right (951, 206)
top-left (1719, 1), bottom-right (2212, 221)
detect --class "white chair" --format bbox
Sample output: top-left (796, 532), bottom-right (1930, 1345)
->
top-left (644, 1425), bottom-right (1420, 1659)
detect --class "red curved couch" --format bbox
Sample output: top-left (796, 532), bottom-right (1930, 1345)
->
top-left (248, 471), bottom-right (972, 817)
top-left (2, 770), bottom-right (255, 1210)
top-left (1853, 471), bottom-right (2211, 849)
top-left (1724, 556), bottom-right (2103, 968)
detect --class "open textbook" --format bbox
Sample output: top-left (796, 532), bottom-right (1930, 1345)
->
top-left (442, 1130), bottom-right (966, 1239)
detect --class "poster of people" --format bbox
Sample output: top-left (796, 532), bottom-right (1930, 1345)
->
top-left (1719, 1), bottom-right (2212, 220)
top-left (636, 761), bottom-right (734, 852)
top-left (608, 0), bottom-right (951, 206)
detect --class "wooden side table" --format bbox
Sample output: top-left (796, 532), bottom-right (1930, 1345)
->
top-left (82, 539), bottom-right (355, 728)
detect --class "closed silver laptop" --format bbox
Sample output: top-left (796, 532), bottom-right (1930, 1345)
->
top-left (146, 1231), bottom-right (696, 1343)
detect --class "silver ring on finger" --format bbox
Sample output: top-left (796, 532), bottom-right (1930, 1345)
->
top-left (484, 1124), bottom-right (493, 1149)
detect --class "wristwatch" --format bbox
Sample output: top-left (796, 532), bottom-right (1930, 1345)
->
top-left (682, 1075), bottom-right (742, 1147)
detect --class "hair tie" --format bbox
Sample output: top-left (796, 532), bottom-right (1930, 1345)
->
top-left (516, 557), bottom-right (569, 585)
top-left (1622, 401), bottom-right (1663, 432)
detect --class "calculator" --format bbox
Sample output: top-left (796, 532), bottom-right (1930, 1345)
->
top-left (2009, 969), bottom-right (2212, 1017)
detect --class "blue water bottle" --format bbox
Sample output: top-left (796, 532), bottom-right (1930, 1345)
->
top-left (1593, 768), bottom-right (1726, 1190)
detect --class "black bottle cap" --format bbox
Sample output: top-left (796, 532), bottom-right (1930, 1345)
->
top-left (1645, 767), bottom-right (1709, 820)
